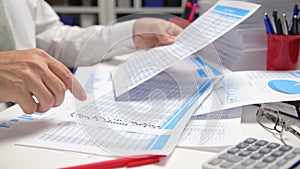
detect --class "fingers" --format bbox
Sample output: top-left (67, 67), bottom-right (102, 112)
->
top-left (155, 20), bottom-right (183, 46)
top-left (36, 49), bottom-right (86, 102)
top-left (156, 35), bottom-right (175, 46)
top-left (0, 49), bottom-right (86, 114)
top-left (41, 70), bottom-right (67, 107)
top-left (167, 22), bottom-right (183, 37)
top-left (133, 18), bottom-right (183, 49)
top-left (155, 26), bottom-right (176, 46)
top-left (21, 67), bottom-right (59, 113)
top-left (48, 60), bottom-right (87, 101)
top-left (30, 76), bottom-right (55, 113)
top-left (16, 92), bottom-right (38, 114)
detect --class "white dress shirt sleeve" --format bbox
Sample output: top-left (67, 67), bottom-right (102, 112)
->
top-left (35, 0), bottom-right (136, 67)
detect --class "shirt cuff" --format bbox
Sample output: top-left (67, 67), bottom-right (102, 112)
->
top-left (110, 19), bottom-right (136, 50)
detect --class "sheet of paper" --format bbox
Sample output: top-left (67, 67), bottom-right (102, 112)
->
top-left (194, 70), bottom-right (300, 115)
top-left (0, 92), bottom-right (75, 130)
top-left (178, 107), bottom-right (242, 151)
top-left (16, 56), bottom-right (223, 156)
top-left (112, 1), bottom-right (260, 98)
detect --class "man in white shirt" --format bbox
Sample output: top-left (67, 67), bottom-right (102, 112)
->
top-left (0, 0), bottom-right (182, 114)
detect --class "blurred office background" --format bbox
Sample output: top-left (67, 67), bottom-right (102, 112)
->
top-left (46, 0), bottom-right (300, 71)
top-left (46, 0), bottom-right (185, 27)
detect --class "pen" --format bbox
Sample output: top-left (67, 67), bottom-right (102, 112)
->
top-left (282, 13), bottom-right (289, 35)
top-left (188, 1), bottom-right (198, 22)
top-left (59, 155), bottom-right (166, 169)
top-left (264, 12), bottom-right (274, 34)
top-left (289, 15), bottom-right (298, 35)
top-left (271, 10), bottom-right (278, 34)
top-left (272, 10), bottom-right (283, 35)
top-left (182, 0), bottom-right (192, 20)
top-left (298, 16), bottom-right (300, 34)
top-left (293, 4), bottom-right (299, 16)
top-left (296, 16), bottom-right (299, 34)
top-left (276, 18), bottom-right (283, 35)
top-left (68, 67), bottom-right (77, 74)
top-left (272, 10), bottom-right (278, 21)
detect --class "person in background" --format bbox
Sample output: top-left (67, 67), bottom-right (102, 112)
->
top-left (0, 0), bottom-right (182, 114)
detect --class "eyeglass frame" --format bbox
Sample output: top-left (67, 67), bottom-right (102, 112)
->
top-left (284, 101), bottom-right (300, 121)
top-left (256, 104), bottom-right (300, 145)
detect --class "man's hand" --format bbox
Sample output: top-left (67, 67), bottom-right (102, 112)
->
top-left (133, 18), bottom-right (183, 49)
top-left (0, 49), bottom-right (87, 114)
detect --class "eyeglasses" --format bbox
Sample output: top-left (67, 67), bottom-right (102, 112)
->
top-left (256, 104), bottom-right (300, 146)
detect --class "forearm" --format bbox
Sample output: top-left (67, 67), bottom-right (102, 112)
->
top-left (35, 0), bottom-right (136, 67)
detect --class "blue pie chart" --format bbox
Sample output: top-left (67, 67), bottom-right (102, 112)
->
top-left (268, 80), bottom-right (300, 94)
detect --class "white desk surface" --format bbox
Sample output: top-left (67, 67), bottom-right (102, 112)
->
top-left (0, 58), bottom-right (295, 169)
top-left (0, 105), bottom-right (284, 169)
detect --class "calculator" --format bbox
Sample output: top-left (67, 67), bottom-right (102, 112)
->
top-left (202, 138), bottom-right (300, 169)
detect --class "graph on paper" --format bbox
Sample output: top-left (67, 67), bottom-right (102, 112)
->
top-left (17, 56), bottom-right (223, 156)
top-left (112, 1), bottom-right (260, 98)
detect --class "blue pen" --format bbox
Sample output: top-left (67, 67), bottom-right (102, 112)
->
top-left (264, 12), bottom-right (274, 34)
top-left (68, 67), bottom-right (77, 74)
top-left (293, 4), bottom-right (299, 16)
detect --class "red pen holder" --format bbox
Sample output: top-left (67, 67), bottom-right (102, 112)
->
top-left (267, 34), bottom-right (300, 70)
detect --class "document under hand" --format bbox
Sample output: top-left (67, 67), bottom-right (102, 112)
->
top-left (17, 56), bottom-right (222, 156)
top-left (111, 0), bottom-right (261, 99)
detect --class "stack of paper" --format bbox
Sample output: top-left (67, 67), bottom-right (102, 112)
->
top-left (213, 23), bottom-right (267, 70)
top-left (199, 0), bottom-right (300, 71)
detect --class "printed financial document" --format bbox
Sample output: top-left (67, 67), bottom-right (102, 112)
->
top-left (112, 1), bottom-right (260, 98)
top-left (16, 56), bottom-right (222, 156)
top-left (178, 107), bottom-right (242, 151)
top-left (194, 70), bottom-right (300, 115)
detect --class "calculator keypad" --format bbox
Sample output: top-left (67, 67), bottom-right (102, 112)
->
top-left (203, 138), bottom-right (300, 169)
